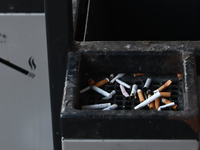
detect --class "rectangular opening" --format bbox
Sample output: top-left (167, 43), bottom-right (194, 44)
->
top-left (76, 51), bottom-right (183, 111)
top-left (75, 0), bottom-right (200, 41)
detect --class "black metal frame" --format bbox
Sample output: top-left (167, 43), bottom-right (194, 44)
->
top-left (0, 0), bottom-right (44, 12)
top-left (44, 0), bottom-right (73, 150)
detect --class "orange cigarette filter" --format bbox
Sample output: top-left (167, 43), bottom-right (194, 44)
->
top-left (155, 97), bottom-right (160, 110)
top-left (137, 89), bottom-right (145, 103)
top-left (177, 73), bottom-right (182, 81)
top-left (162, 98), bottom-right (178, 110)
top-left (160, 92), bottom-right (171, 98)
top-left (158, 80), bottom-right (172, 92)
top-left (95, 78), bottom-right (109, 87)
top-left (134, 73), bottom-right (144, 77)
top-left (148, 94), bottom-right (155, 110)
top-left (88, 79), bottom-right (95, 85)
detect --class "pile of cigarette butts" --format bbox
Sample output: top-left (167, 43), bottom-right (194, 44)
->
top-left (80, 73), bottom-right (179, 111)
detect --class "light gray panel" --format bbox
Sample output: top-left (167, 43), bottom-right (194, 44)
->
top-left (0, 14), bottom-right (53, 150)
top-left (62, 139), bottom-right (199, 150)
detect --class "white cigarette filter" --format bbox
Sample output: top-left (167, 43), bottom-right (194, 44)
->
top-left (157, 102), bottom-right (175, 111)
top-left (143, 78), bottom-right (152, 90)
top-left (116, 79), bottom-right (131, 89)
top-left (120, 85), bottom-right (129, 97)
top-left (102, 97), bottom-right (110, 100)
top-left (130, 84), bottom-right (138, 98)
top-left (134, 92), bottom-right (161, 110)
top-left (102, 90), bottom-right (116, 100)
top-left (82, 103), bottom-right (111, 110)
top-left (109, 90), bottom-right (116, 97)
top-left (80, 86), bottom-right (90, 94)
top-left (91, 85), bottom-right (110, 98)
top-left (161, 98), bottom-right (178, 110)
top-left (102, 104), bottom-right (118, 110)
top-left (109, 73), bottom-right (125, 84)
top-left (110, 74), bottom-right (114, 79)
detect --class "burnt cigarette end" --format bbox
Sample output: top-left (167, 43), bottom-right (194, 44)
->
top-left (131, 94), bottom-right (137, 100)
top-left (88, 79), bottom-right (95, 85)
top-left (133, 73), bottom-right (144, 77)
top-left (143, 78), bottom-right (152, 91)
top-left (177, 73), bottom-right (182, 81)
top-left (110, 74), bottom-right (114, 79)
top-left (146, 89), bottom-right (151, 95)
top-left (149, 107), bottom-right (155, 110)
top-left (130, 84), bottom-right (138, 99)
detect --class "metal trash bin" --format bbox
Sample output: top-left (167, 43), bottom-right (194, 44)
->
top-left (61, 41), bottom-right (199, 141)
top-left (58, 0), bottom-right (200, 149)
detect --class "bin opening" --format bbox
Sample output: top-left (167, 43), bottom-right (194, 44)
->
top-left (76, 51), bottom-right (183, 110)
top-left (80, 74), bottom-right (183, 111)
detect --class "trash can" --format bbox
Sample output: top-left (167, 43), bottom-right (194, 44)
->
top-left (61, 41), bottom-right (199, 139)
top-left (60, 0), bottom-right (200, 149)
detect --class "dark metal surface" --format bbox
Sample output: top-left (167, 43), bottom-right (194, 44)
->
top-left (75, 0), bottom-right (200, 41)
top-left (0, 0), bottom-right (44, 12)
top-left (45, 0), bottom-right (73, 150)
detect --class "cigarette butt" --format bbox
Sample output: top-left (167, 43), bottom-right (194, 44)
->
top-left (154, 90), bottom-right (160, 110)
top-left (177, 73), bottom-right (182, 81)
top-left (91, 85), bottom-right (110, 98)
top-left (108, 90), bottom-right (116, 99)
top-left (102, 97), bottom-right (109, 100)
top-left (157, 102), bottom-right (175, 111)
top-left (110, 90), bottom-right (116, 96)
top-left (157, 80), bottom-right (172, 92)
top-left (102, 104), bottom-right (118, 110)
top-left (149, 101), bottom-right (155, 110)
top-left (102, 90), bottom-right (116, 100)
top-left (80, 86), bottom-right (90, 94)
top-left (143, 92), bottom-right (148, 99)
top-left (120, 85), bottom-right (129, 97)
top-left (137, 89), bottom-right (145, 103)
top-left (88, 79), bottom-right (95, 85)
top-left (146, 89), bottom-right (151, 95)
top-left (160, 92), bottom-right (171, 97)
top-left (130, 84), bottom-right (138, 99)
top-left (116, 79), bottom-right (131, 89)
top-left (154, 97), bottom-right (160, 110)
top-left (148, 93), bottom-right (155, 110)
top-left (161, 98), bottom-right (178, 110)
top-left (82, 103), bottom-right (111, 110)
top-left (110, 74), bottom-right (114, 79)
top-left (81, 78), bottom-right (109, 94)
top-left (110, 73), bottom-right (125, 84)
top-left (143, 78), bottom-right (152, 91)
top-left (134, 92), bottom-right (161, 110)
top-left (133, 73), bottom-right (144, 77)
top-left (95, 78), bottom-right (109, 87)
